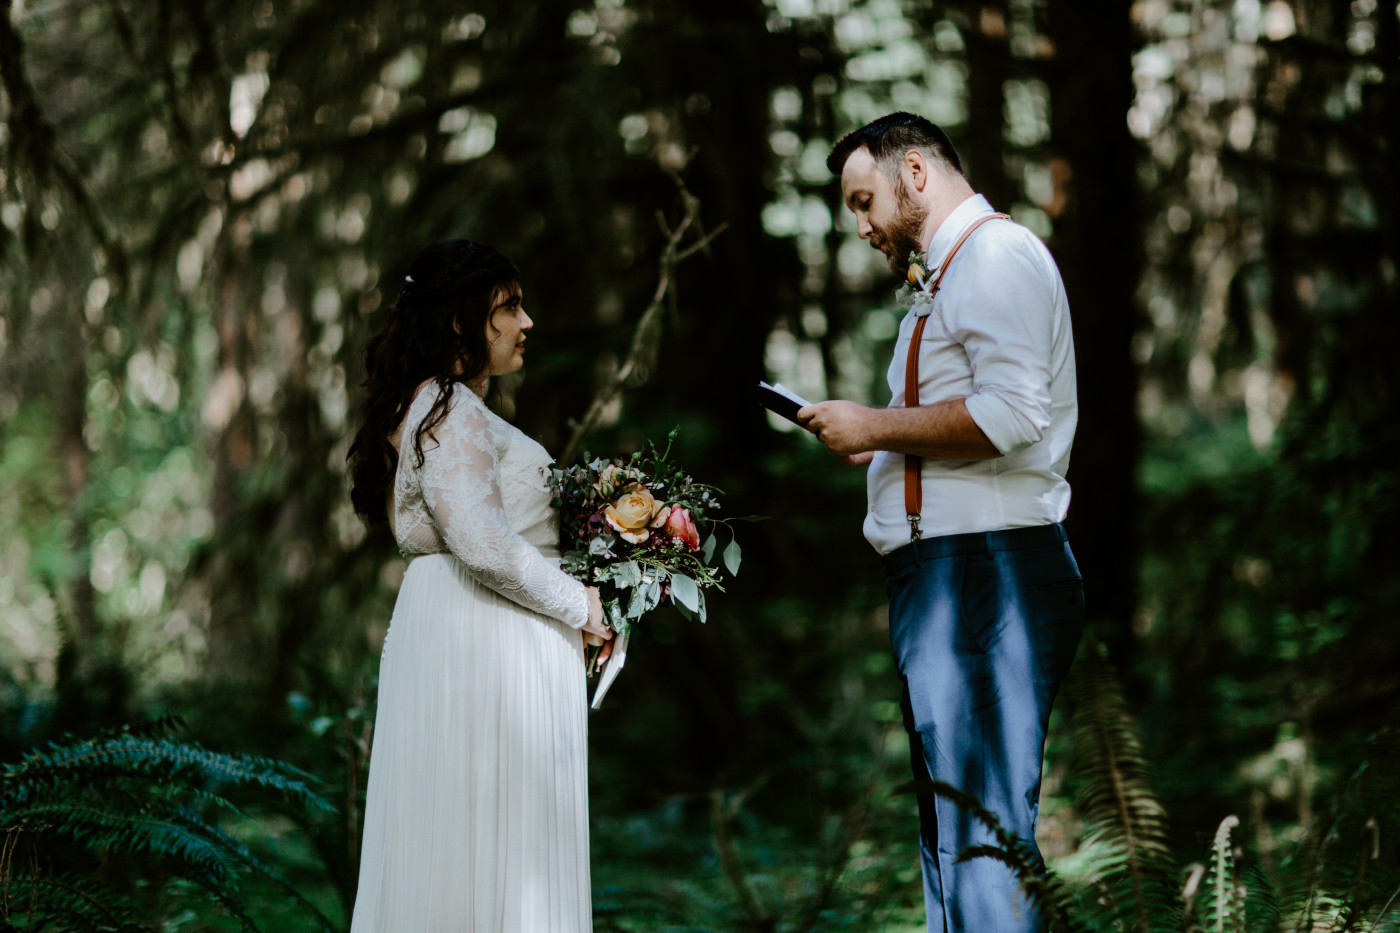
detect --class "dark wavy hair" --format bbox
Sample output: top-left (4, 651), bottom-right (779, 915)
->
top-left (826, 111), bottom-right (964, 179)
top-left (347, 239), bottom-right (520, 525)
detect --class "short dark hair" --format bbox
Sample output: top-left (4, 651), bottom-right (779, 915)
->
top-left (826, 112), bottom-right (964, 179)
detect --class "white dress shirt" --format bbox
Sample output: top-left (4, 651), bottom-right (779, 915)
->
top-left (863, 194), bottom-right (1077, 555)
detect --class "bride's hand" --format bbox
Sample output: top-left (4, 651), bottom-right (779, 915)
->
top-left (581, 587), bottom-right (616, 668)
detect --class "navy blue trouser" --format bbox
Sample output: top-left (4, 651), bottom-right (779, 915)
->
top-left (883, 522), bottom-right (1085, 933)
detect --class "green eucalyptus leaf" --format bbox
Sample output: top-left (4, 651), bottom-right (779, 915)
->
top-left (643, 577), bottom-right (663, 614)
top-left (615, 560), bottom-right (642, 588)
top-left (723, 539), bottom-right (742, 576)
top-left (670, 573), bottom-right (700, 612)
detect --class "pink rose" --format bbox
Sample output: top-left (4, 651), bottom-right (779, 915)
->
top-left (663, 506), bottom-right (701, 551)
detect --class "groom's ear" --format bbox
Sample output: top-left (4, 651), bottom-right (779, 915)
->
top-left (904, 149), bottom-right (931, 193)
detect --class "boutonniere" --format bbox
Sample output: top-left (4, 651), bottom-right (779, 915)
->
top-left (894, 250), bottom-right (936, 317)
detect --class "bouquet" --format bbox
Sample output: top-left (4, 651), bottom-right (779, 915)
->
top-left (549, 429), bottom-right (744, 707)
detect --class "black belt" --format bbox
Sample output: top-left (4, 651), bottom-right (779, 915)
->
top-left (882, 522), bottom-right (1068, 575)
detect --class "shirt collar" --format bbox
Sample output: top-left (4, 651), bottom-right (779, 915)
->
top-left (922, 193), bottom-right (995, 274)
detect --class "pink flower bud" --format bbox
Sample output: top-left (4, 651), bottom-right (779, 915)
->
top-left (663, 507), bottom-right (701, 551)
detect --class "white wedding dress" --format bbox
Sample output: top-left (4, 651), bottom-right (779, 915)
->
top-left (350, 384), bottom-right (593, 933)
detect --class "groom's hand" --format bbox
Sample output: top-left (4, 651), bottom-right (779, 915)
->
top-left (797, 400), bottom-right (875, 457)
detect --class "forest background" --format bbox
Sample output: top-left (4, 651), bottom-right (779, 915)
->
top-left (1, 0), bottom-right (1397, 929)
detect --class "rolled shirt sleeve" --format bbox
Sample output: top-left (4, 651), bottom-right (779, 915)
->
top-left (943, 231), bottom-right (1057, 456)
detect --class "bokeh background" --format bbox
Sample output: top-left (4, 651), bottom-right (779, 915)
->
top-left (1, 0), bottom-right (1396, 929)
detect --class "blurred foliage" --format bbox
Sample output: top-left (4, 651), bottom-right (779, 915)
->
top-left (1, 0), bottom-right (1397, 928)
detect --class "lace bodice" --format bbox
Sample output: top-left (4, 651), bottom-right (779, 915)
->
top-left (390, 384), bottom-right (589, 629)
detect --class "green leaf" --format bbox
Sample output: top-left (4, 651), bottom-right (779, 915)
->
top-left (723, 539), bottom-right (742, 576)
top-left (702, 533), bottom-right (717, 564)
top-left (615, 560), bottom-right (643, 588)
top-left (670, 573), bottom-right (700, 612)
top-left (642, 577), bottom-right (663, 614)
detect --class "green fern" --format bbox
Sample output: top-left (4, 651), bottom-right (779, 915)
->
top-left (1064, 636), bottom-right (1180, 933)
top-left (1232, 861), bottom-right (1282, 933)
top-left (898, 776), bottom-right (1086, 933)
top-left (1275, 727), bottom-right (1400, 933)
top-left (0, 717), bottom-right (337, 931)
top-left (1193, 815), bottom-right (1245, 933)
top-left (0, 872), bottom-right (146, 932)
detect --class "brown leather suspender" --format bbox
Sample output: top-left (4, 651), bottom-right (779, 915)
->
top-left (903, 212), bottom-right (1010, 542)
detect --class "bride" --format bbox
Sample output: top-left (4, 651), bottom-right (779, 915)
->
top-left (346, 239), bottom-right (615, 931)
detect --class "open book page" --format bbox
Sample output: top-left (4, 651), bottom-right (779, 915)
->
top-left (756, 381), bottom-right (812, 425)
top-left (589, 628), bottom-right (631, 710)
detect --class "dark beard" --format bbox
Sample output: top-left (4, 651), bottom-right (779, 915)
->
top-left (880, 183), bottom-right (929, 275)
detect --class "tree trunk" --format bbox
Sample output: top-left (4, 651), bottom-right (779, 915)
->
top-left (963, 1), bottom-right (1015, 211)
top-left (1043, 1), bottom-right (1141, 664)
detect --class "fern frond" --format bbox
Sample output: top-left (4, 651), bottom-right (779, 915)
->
top-left (899, 777), bottom-right (1087, 933)
top-left (1065, 636), bottom-right (1179, 933)
top-left (3, 732), bottom-right (332, 817)
top-left (0, 721), bottom-right (339, 932)
top-left (3, 873), bottom-right (146, 932)
top-left (1278, 727), bottom-right (1400, 933)
top-left (1235, 862), bottom-right (1281, 933)
top-left (178, 872), bottom-right (261, 933)
top-left (1368, 884), bottom-right (1400, 931)
top-left (958, 842), bottom-right (1086, 933)
top-left (4, 801), bottom-right (243, 887)
top-left (1197, 815), bottom-right (1244, 933)
top-left (165, 803), bottom-right (338, 932)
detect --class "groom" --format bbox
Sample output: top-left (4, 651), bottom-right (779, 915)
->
top-left (797, 112), bottom-right (1085, 932)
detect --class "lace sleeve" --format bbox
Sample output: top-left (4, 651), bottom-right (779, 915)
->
top-left (416, 391), bottom-right (590, 629)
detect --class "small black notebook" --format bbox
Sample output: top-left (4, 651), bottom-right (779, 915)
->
top-left (756, 381), bottom-right (811, 425)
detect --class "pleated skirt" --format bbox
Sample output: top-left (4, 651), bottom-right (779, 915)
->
top-left (350, 552), bottom-right (592, 933)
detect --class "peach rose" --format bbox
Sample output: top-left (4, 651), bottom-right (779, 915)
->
top-left (603, 485), bottom-right (662, 544)
top-left (663, 506), bottom-right (701, 551)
